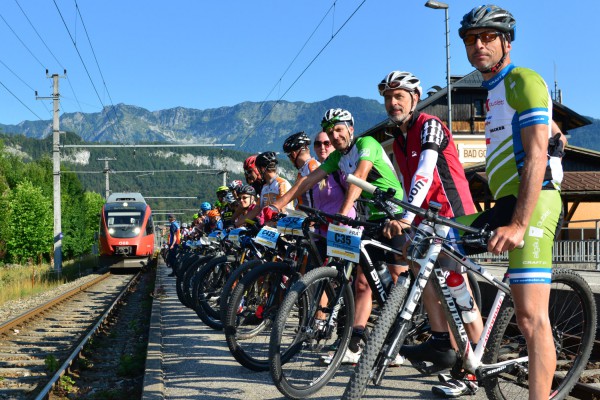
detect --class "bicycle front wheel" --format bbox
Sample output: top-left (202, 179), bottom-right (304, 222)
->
top-left (343, 281), bottom-right (410, 400)
top-left (269, 267), bottom-right (354, 399)
top-left (483, 268), bottom-right (596, 400)
top-left (224, 262), bottom-right (299, 371)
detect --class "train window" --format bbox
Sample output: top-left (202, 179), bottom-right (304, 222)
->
top-left (146, 216), bottom-right (154, 235)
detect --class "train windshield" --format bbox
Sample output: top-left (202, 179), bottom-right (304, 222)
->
top-left (105, 202), bottom-right (147, 238)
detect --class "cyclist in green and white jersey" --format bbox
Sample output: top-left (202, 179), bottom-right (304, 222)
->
top-left (457, 5), bottom-right (564, 398)
top-left (270, 108), bottom-right (406, 364)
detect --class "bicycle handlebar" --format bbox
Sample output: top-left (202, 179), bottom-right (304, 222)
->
top-left (297, 204), bottom-right (383, 230)
top-left (346, 174), bottom-right (524, 249)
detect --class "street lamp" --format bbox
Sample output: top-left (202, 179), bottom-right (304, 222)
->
top-left (425, 0), bottom-right (452, 132)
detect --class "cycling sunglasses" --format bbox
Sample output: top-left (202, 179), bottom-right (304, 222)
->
top-left (462, 31), bottom-right (503, 46)
top-left (314, 140), bottom-right (331, 148)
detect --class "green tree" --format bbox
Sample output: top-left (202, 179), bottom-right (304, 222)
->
top-left (83, 191), bottom-right (104, 254)
top-left (61, 171), bottom-right (87, 258)
top-left (7, 180), bottom-right (53, 263)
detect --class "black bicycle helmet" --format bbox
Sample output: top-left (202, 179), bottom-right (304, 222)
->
top-left (459, 5), bottom-right (516, 41)
top-left (282, 131), bottom-right (311, 153)
top-left (238, 185), bottom-right (256, 196)
top-left (256, 151), bottom-right (278, 169)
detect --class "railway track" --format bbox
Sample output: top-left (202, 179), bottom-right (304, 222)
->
top-left (0, 271), bottom-right (139, 400)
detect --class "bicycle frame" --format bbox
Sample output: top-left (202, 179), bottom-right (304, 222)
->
top-left (394, 221), bottom-right (526, 383)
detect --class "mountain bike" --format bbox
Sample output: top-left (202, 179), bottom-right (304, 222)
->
top-left (268, 204), bottom-right (405, 399)
top-left (223, 214), bottom-right (327, 371)
top-left (342, 174), bottom-right (596, 400)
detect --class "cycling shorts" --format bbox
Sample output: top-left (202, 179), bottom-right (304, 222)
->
top-left (455, 191), bottom-right (562, 285)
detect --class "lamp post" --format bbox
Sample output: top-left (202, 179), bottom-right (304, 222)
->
top-left (425, 0), bottom-right (451, 132)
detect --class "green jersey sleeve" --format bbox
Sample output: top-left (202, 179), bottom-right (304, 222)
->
top-left (356, 136), bottom-right (382, 164)
top-left (319, 150), bottom-right (341, 174)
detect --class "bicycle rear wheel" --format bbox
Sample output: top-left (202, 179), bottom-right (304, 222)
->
top-left (483, 268), bottom-right (596, 400)
top-left (224, 262), bottom-right (299, 371)
top-left (219, 259), bottom-right (264, 322)
top-left (193, 255), bottom-right (236, 330)
top-left (269, 267), bottom-right (354, 399)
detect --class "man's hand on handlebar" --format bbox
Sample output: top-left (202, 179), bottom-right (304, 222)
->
top-left (382, 219), bottom-right (411, 239)
top-left (489, 223), bottom-right (527, 254)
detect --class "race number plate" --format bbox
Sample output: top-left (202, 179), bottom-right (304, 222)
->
top-left (253, 226), bottom-right (279, 249)
top-left (277, 216), bottom-right (305, 235)
top-left (326, 224), bottom-right (361, 262)
top-left (228, 228), bottom-right (246, 246)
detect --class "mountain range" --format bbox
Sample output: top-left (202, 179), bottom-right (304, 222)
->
top-left (0, 96), bottom-right (598, 153)
top-left (0, 96), bottom-right (388, 153)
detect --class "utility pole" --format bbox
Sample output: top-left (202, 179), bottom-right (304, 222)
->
top-left (97, 157), bottom-right (117, 199)
top-left (36, 70), bottom-right (66, 275)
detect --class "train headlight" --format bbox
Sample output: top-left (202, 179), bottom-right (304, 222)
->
top-left (134, 227), bottom-right (141, 234)
top-left (108, 228), bottom-right (115, 235)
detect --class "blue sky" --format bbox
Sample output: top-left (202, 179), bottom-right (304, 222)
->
top-left (1, 1), bottom-right (598, 127)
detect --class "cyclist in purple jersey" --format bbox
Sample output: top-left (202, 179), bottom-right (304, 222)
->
top-left (311, 130), bottom-right (356, 227)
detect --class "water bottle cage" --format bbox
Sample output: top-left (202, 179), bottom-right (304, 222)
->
top-left (406, 232), bottom-right (433, 261)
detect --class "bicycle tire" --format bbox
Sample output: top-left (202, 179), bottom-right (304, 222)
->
top-left (224, 262), bottom-right (299, 371)
top-left (183, 254), bottom-right (215, 308)
top-left (176, 253), bottom-right (205, 307)
top-left (483, 268), bottom-right (596, 400)
top-left (269, 267), bottom-right (354, 399)
top-left (219, 259), bottom-right (264, 323)
top-left (343, 281), bottom-right (410, 400)
top-left (193, 255), bottom-right (235, 330)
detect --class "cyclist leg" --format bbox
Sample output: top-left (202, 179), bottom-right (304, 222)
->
top-left (507, 190), bottom-right (561, 399)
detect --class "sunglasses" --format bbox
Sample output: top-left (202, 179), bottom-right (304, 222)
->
top-left (314, 140), bottom-right (331, 148)
top-left (377, 80), bottom-right (406, 95)
top-left (240, 195), bottom-right (253, 201)
top-left (462, 31), bottom-right (502, 46)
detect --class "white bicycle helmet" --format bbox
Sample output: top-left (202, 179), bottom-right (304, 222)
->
top-left (378, 71), bottom-right (423, 97)
top-left (321, 108), bottom-right (354, 132)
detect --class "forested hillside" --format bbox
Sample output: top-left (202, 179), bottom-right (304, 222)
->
top-left (0, 132), bottom-right (294, 224)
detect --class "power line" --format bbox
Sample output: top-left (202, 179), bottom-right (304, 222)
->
top-left (14, 0), bottom-right (63, 69)
top-left (239, 0), bottom-right (367, 148)
top-left (52, 0), bottom-right (120, 139)
top-left (0, 11), bottom-right (46, 69)
top-left (0, 79), bottom-right (43, 120)
top-left (0, 58), bottom-right (52, 117)
top-left (74, 1), bottom-right (122, 135)
top-left (258, 2), bottom-right (337, 109)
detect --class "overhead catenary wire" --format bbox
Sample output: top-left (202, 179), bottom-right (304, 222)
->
top-left (239, 0), bottom-right (367, 149)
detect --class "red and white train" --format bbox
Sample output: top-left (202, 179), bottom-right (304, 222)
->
top-left (99, 192), bottom-right (155, 268)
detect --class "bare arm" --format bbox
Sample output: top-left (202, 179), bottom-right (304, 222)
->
top-left (339, 159), bottom-right (373, 216)
top-left (272, 168), bottom-right (327, 211)
top-left (488, 124), bottom-right (548, 253)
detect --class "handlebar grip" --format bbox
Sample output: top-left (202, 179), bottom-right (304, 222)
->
top-left (347, 174), bottom-right (377, 194)
top-left (489, 230), bottom-right (525, 249)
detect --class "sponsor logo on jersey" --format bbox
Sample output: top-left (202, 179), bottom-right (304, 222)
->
top-left (358, 148), bottom-right (371, 158)
top-left (485, 98), bottom-right (505, 111)
top-left (490, 125), bottom-right (505, 133)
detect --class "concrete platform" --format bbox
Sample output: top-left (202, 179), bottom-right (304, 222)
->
top-left (142, 261), bottom-right (598, 399)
